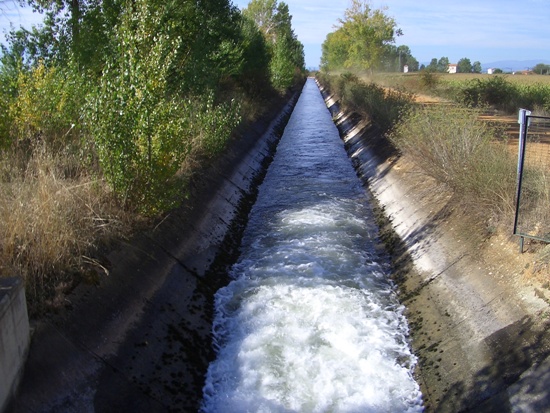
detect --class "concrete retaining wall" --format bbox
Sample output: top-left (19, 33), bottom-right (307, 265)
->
top-left (0, 277), bottom-right (29, 413)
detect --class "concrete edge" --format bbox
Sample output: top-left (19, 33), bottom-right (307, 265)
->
top-left (0, 277), bottom-right (30, 413)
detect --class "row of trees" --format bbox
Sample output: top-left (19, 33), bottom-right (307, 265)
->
top-left (533, 63), bottom-right (550, 75)
top-left (422, 56), bottom-right (482, 73)
top-left (0, 0), bottom-right (306, 311)
top-left (320, 0), bottom-right (418, 73)
top-left (0, 0), bottom-right (306, 212)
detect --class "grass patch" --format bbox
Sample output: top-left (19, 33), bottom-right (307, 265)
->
top-left (0, 145), bottom-right (133, 316)
top-left (317, 72), bottom-right (414, 132)
top-left (390, 104), bottom-right (517, 223)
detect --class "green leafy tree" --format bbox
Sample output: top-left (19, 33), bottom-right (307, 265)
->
top-left (472, 61), bottom-right (482, 73)
top-left (19, 0), bottom-right (122, 70)
top-left (382, 44), bottom-right (418, 72)
top-left (340, 0), bottom-right (399, 71)
top-left (457, 57), bottom-right (472, 73)
top-left (533, 63), bottom-right (550, 75)
top-left (437, 56), bottom-right (449, 73)
top-left (426, 58), bottom-right (438, 72)
top-left (321, 30), bottom-right (350, 71)
top-left (86, 0), bottom-right (242, 212)
top-left (243, 0), bottom-right (304, 91)
top-left (321, 0), bottom-right (400, 72)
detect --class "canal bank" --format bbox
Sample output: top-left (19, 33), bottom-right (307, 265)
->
top-left (318, 80), bottom-right (550, 412)
top-left (8, 88), bottom-right (301, 413)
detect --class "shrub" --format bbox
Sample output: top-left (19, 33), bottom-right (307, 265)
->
top-left (0, 148), bottom-right (130, 316)
top-left (419, 70), bottom-right (440, 90)
top-left (390, 105), bottom-right (517, 219)
top-left (318, 73), bottom-right (413, 132)
top-left (454, 76), bottom-right (518, 111)
top-left (10, 62), bottom-right (88, 150)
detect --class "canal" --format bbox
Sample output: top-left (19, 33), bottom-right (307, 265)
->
top-left (200, 78), bottom-right (423, 412)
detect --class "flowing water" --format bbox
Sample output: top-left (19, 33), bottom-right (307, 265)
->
top-left (201, 79), bottom-right (423, 413)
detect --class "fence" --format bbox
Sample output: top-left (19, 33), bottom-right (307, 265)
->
top-left (514, 109), bottom-right (550, 250)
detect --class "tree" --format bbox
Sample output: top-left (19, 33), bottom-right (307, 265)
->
top-left (457, 57), bottom-right (472, 73)
top-left (533, 63), bottom-right (550, 75)
top-left (321, 0), bottom-right (400, 72)
top-left (243, 0), bottom-right (304, 90)
top-left (437, 57), bottom-right (449, 73)
top-left (426, 58), bottom-right (438, 72)
top-left (472, 61), bottom-right (482, 74)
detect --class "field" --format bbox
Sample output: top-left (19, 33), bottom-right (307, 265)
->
top-left (374, 72), bottom-right (550, 89)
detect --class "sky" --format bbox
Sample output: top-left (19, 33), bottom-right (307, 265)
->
top-left (1, 0), bottom-right (549, 70)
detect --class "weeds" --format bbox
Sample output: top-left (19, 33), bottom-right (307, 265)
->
top-left (0, 146), bottom-right (132, 316)
top-left (317, 72), bottom-right (414, 132)
top-left (390, 104), bottom-right (517, 222)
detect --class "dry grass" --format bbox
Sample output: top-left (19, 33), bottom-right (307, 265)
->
top-left (390, 104), bottom-right (518, 226)
top-left (0, 146), bottom-right (132, 315)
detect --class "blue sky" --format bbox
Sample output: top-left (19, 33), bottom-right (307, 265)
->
top-left (1, 0), bottom-right (549, 69)
top-left (232, 0), bottom-right (550, 69)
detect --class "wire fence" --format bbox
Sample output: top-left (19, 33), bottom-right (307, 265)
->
top-left (514, 111), bottom-right (550, 247)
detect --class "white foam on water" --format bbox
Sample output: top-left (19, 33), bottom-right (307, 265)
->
top-left (201, 204), bottom-right (423, 413)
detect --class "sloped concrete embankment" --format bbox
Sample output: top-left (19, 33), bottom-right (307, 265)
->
top-left (317, 80), bottom-right (550, 412)
top-left (8, 90), bottom-right (301, 413)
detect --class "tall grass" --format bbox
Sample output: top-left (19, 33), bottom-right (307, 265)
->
top-left (390, 104), bottom-right (517, 222)
top-left (0, 147), bottom-right (132, 315)
top-left (317, 72), bottom-right (414, 132)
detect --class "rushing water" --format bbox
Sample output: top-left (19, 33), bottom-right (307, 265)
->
top-left (201, 79), bottom-right (423, 413)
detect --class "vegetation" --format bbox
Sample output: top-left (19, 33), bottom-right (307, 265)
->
top-left (370, 72), bottom-right (550, 114)
top-left (316, 72), bottom-right (522, 240)
top-left (316, 72), bottom-right (414, 132)
top-left (422, 56), bottom-right (481, 74)
top-left (390, 105), bottom-right (517, 221)
top-left (0, 0), bottom-right (305, 315)
top-left (320, 0), bottom-right (418, 73)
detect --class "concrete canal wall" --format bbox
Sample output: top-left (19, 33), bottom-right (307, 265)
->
top-left (0, 278), bottom-right (29, 413)
top-left (318, 80), bottom-right (550, 412)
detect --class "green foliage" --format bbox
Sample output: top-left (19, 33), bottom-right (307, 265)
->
top-left (426, 56), bottom-right (450, 73)
top-left (453, 76), bottom-right (519, 111)
top-left (232, 14), bottom-right (273, 96)
top-left (243, 0), bottom-right (305, 91)
top-left (472, 61), bottom-right (482, 74)
top-left (86, 0), bottom-right (241, 213)
top-left (533, 63), bottom-right (550, 75)
top-left (7, 61), bottom-right (88, 151)
top-left (321, 0), bottom-right (401, 72)
top-left (318, 72), bottom-right (414, 132)
top-left (457, 57), bottom-right (472, 73)
top-left (419, 70), bottom-right (440, 90)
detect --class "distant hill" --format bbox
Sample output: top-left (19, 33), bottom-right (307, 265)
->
top-left (481, 60), bottom-right (550, 72)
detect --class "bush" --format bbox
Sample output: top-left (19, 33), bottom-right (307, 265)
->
top-left (86, 2), bottom-right (241, 214)
top-left (390, 105), bottom-right (517, 218)
top-left (9, 62), bottom-right (88, 151)
top-left (454, 76), bottom-right (518, 111)
top-left (318, 73), bottom-right (414, 132)
top-left (419, 70), bottom-right (440, 90)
